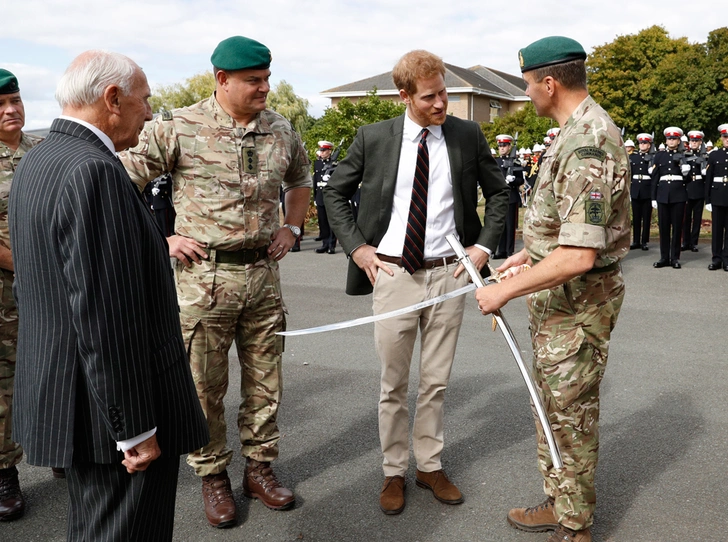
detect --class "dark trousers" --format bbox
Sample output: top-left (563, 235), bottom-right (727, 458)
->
top-left (631, 198), bottom-right (652, 245)
top-left (657, 201), bottom-right (686, 262)
top-left (711, 204), bottom-right (728, 265)
top-left (316, 204), bottom-right (336, 249)
top-left (497, 201), bottom-right (519, 256)
top-left (67, 456), bottom-right (180, 542)
top-left (682, 198), bottom-right (704, 248)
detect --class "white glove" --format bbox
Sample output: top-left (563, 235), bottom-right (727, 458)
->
top-left (702, 168), bottom-right (708, 176)
top-left (706, 203), bottom-right (713, 212)
top-left (648, 166), bottom-right (654, 175)
top-left (322, 174), bottom-right (330, 182)
top-left (681, 164), bottom-right (691, 175)
top-left (652, 200), bottom-right (658, 209)
top-left (505, 175), bottom-right (515, 184)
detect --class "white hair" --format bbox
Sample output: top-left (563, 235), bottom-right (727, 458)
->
top-left (55, 50), bottom-right (139, 108)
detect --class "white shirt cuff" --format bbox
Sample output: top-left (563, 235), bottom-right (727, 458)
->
top-left (474, 244), bottom-right (492, 257)
top-left (116, 427), bottom-right (157, 453)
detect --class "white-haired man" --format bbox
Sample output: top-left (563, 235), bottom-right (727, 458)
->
top-left (9, 50), bottom-right (208, 541)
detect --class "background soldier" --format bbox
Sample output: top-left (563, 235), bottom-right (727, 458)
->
top-left (0, 69), bottom-right (42, 521)
top-left (682, 130), bottom-right (707, 252)
top-left (705, 124), bottom-right (728, 270)
top-left (494, 134), bottom-right (525, 258)
top-left (313, 140), bottom-right (337, 254)
top-left (629, 133), bottom-right (654, 250)
top-left (651, 127), bottom-right (691, 268)
top-left (624, 138), bottom-right (635, 154)
top-left (121, 36), bottom-right (311, 529)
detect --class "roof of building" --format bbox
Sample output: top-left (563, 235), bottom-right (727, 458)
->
top-left (322, 64), bottom-right (528, 101)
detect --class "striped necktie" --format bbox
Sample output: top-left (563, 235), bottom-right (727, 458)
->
top-left (402, 128), bottom-right (429, 274)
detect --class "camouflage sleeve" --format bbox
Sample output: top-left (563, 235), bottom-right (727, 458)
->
top-left (553, 146), bottom-right (623, 250)
top-left (119, 114), bottom-right (179, 191)
top-left (281, 130), bottom-right (312, 192)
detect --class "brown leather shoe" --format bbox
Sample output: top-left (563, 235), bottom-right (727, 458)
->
top-left (0, 466), bottom-right (25, 522)
top-left (51, 468), bottom-right (66, 479)
top-left (415, 469), bottom-right (463, 504)
top-left (201, 471), bottom-right (237, 528)
top-left (507, 497), bottom-right (558, 532)
top-left (243, 459), bottom-right (294, 510)
top-left (546, 525), bottom-right (592, 541)
top-left (379, 475), bottom-right (405, 515)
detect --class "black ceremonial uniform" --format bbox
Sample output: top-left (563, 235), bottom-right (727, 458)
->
top-left (651, 149), bottom-right (690, 265)
top-left (705, 147), bottom-right (728, 269)
top-left (313, 157), bottom-right (337, 253)
top-left (682, 152), bottom-right (707, 251)
top-left (629, 151), bottom-right (653, 248)
top-left (494, 156), bottom-right (524, 257)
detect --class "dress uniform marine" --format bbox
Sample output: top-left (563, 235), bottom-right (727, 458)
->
top-left (705, 124), bottom-right (728, 270)
top-left (629, 133), bottom-right (654, 250)
top-left (121, 36), bottom-right (312, 528)
top-left (681, 130), bottom-right (707, 252)
top-left (651, 127), bottom-right (691, 268)
top-left (0, 69), bottom-right (43, 521)
top-left (313, 140), bottom-right (337, 254)
top-left (495, 134), bottom-right (525, 258)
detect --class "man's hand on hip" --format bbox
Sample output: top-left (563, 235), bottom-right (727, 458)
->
top-left (351, 245), bottom-right (394, 286)
top-left (268, 227), bottom-right (296, 261)
top-left (454, 245), bottom-right (489, 278)
top-left (122, 434), bottom-right (161, 474)
top-left (168, 235), bottom-right (208, 267)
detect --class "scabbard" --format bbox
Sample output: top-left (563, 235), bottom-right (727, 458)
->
top-left (445, 234), bottom-right (563, 469)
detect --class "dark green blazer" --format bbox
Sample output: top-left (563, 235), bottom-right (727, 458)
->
top-left (324, 114), bottom-right (509, 295)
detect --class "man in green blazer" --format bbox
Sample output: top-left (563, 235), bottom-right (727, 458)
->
top-left (324, 50), bottom-right (508, 515)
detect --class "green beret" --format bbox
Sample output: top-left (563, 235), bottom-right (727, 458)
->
top-left (0, 69), bottom-right (19, 95)
top-left (211, 36), bottom-right (272, 71)
top-left (519, 36), bottom-right (587, 73)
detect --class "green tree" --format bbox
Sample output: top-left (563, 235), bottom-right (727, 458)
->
top-left (267, 80), bottom-right (312, 134)
top-left (480, 102), bottom-right (553, 151)
top-left (149, 72), bottom-right (215, 112)
top-left (302, 90), bottom-right (405, 161)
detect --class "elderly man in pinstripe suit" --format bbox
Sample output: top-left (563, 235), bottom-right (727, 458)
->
top-left (8, 51), bottom-right (209, 541)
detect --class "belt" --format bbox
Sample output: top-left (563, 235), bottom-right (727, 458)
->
top-left (633, 174), bottom-right (651, 180)
top-left (659, 175), bottom-right (684, 182)
top-left (694, 175), bottom-right (703, 180)
top-left (207, 246), bottom-right (269, 264)
top-left (377, 254), bottom-right (458, 269)
top-left (586, 261), bottom-right (621, 274)
top-left (713, 176), bottom-right (727, 184)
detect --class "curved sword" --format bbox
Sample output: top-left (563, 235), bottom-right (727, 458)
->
top-left (446, 234), bottom-right (563, 469)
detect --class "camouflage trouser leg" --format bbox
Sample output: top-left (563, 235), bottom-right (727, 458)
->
top-left (527, 269), bottom-right (624, 531)
top-left (179, 256), bottom-right (285, 477)
top-left (0, 269), bottom-right (22, 469)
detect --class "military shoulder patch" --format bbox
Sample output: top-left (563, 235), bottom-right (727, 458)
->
top-left (585, 190), bottom-right (606, 225)
top-left (160, 110), bottom-right (173, 121)
top-left (575, 146), bottom-right (606, 162)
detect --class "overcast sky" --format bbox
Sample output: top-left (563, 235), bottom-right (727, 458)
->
top-left (4, 0), bottom-right (721, 130)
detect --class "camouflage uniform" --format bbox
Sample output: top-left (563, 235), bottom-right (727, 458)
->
top-left (120, 95), bottom-right (311, 476)
top-left (0, 133), bottom-right (42, 469)
top-left (522, 96), bottom-right (630, 530)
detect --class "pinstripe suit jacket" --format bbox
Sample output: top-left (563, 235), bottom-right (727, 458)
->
top-left (9, 118), bottom-right (209, 467)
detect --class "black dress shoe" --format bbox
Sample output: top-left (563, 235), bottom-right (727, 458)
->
top-left (290, 245), bottom-right (300, 253)
top-left (680, 245), bottom-right (690, 251)
top-left (691, 247), bottom-right (699, 252)
top-left (327, 247), bottom-right (336, 254)
top-left (314, 236), bottom-right (323, 241)
top-left (672, 260), bottom-right (681, 269)
top-left (708, 262), bottom-right (722, 270)
top-left (653, 259), bottom-right (670, 268)
top-left (641, 244), bottom-right (649, 251)
top-left (315, 246), bottom-right (327, 254)
top-left (724, 265), bottom-right (728, 272)
top-left (0, 466), bottom-right (25, 521)
top-left (630, 243), bottom-right (640, 250)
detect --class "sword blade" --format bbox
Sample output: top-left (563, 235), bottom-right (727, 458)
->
top-left (278, 283), bottom-right (476, 336)
top-left (445, 234), bottom-right (563, 469)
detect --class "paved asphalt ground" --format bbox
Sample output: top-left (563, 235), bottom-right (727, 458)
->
top-left (5, 236), bottom-right (727, 541)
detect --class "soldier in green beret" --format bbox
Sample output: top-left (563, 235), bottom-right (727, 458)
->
top-left (0, 69), bottom-right (43, 521)
top-left (475, 36), bottom-right (630, 542)
top-left (120, 36), bottom-right (311, 529)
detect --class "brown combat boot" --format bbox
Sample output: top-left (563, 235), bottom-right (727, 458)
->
top-left (243, 459), bottom-right (295, 510)
top-left (546, 524), bottom-right (592, 542)
top-left (379, 476), bottom-right (405, 515)
top-left (507, 497), bottom-right (559, 532)
top-left (201, 470), bottom-right (237, 528)
top-left (415, 469), bottom-right (463, 504)
top-left (0, 466), bottom-right (25, 522)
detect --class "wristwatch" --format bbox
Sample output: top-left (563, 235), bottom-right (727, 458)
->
top-left (283, 223), bottom-right (301, 238)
